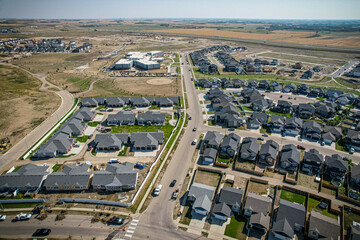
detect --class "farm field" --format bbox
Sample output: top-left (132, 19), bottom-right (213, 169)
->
top-left (0, 64), bottom-right (60, 152)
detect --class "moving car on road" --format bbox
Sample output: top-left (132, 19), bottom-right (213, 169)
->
top-left (257, 137), bottom-right (264, 141)
top-left (192, 139), bottom-right (197, 145)
top-left (0, 215), bottom-right (6, 221)
top-left (13, 213), bottom-right (32, 222)
top-left (193, 127), bottom-right (197, 131)
top-left (297, 145), bottom-right (306, 150)
top-left (107, 216), bottom-right (124, 225)
top-left (170, 180), bottom-right (177, 187)
top-left (172, 189), bottom-right (179, 200)
top-left (32, 228), bottom-right (51, 237)
top-left (153, 184), bottom-right (162, 196)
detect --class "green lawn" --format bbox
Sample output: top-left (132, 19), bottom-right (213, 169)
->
top-left (111, 123), bottom-right (174, 140)
top-left (307, 198), bottom-right (338, 219)
top-left (280, 190), bottom-right (306, 205)
top-left (87, 121), bottom-right (99, 127)
top-left (260, 126), bottom-right (271, 135)
top-left (266, 110), bottom-right (292, 118)
top-left (1, 202), bottom-right (38, 208)
top-left (207, 120), bottom-right (216, 126)
top-left (12, 165), bottom-right (23, 172)
top-left (242, 106), bottom-right (252, 111)
top-left (179, 201), bottom-right (192, 226)
top-left (95, 105), bottom-right (106, 110)
top-left (218, 157), bottom-right (231, 163)
top-left (75, 135), bottom-right (90, 142)
top-left (344, 211), bottom-right (360, 230)
top-left (207, 111), bottom-right (215, 114)
top-left (52, 164), bottom-right (63, 172)
top-left (118, 146), bottom-right (128, 156)
top-left (148, 105), bottom-right (160, 110)
top-left (224, 214), bottom-right (247, 240)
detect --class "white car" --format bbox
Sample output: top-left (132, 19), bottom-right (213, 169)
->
top-left (13, 213), bottom-right (32, 221)
top-left (0, 215), bottom-right (6, 221)
top-left (153, 184), bottom-right (162, 196)
top-left (192, 139), bottom-right (197, 145)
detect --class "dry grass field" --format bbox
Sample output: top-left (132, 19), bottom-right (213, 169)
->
top-left (81, 77), bottom-right (181, 97)
top-left (151, 28), bottom-right (360, 48)
top-left (0, 65), bottom-right (60, 151)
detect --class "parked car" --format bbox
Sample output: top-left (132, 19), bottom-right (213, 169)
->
top-left (262, 134), bottom-right (269, 137)
top-left (315, 173), bottom-right (321, 183)
top-left (297, 145), bottom-right (306, 150)
top-left (192, 139), bottom-right (197, 145)
top-left (0, 215), bottom-right (6, 221)
top-left (87, 145), bottom-right (93, 151)
top-left (32, 229), bottom-right (51, 237)
top-left (228, 128), bottom-right (235, 131)
top-left (172, 189), bottom-right (179, 200)
top-left (107, 217), bottom-right (124, 225)
top-left (350, 148), bottom-right (355, 154)
top-left (189, 116), bottom-right (192, 120)
top-left (170, 180), bottom-right (177, 187)
top-left (318, 201), bottom-right (328, 209)
top-left (193, 127), bottom-right (197, 131)
top-left (280, 95), bottom-right (283, 98)
top-left (257, 137), bottom-right (264, 141)
top-left (106, 108), bottom-right (113, 112)
top-left (13, 213), bottom-right (32, 222)
top-left (153, 184), bottom-right (162, 196)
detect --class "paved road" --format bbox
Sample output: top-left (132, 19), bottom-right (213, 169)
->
top-left (131, 53), bottom-right (206, 240)
top-left (0, 214), bottom-right (115, 240)
top-left (331, 60), bottom-right (358, 77)
top-left (0, 64), bottom-right (74, 172)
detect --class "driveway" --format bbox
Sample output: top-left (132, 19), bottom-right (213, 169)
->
top-left (188, 211), bottom-right (206, 235)
top-left (83, 126), bottom-right (97, 136)
top-left (92, 114), bottom-right (105, 122)
top-left (134, 148), bottom-right (159, 157)
top-left (208, 216), bottom-right (230, 238)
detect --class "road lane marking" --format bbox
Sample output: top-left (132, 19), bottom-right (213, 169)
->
top-left (132, 219), bottom-right (139, 222)
top-left (128, 226), bottom-right (136, 230)
top-left (125, 234), bottom-right (133, 237)
top-left (130, 222), bottom-right (138, 226)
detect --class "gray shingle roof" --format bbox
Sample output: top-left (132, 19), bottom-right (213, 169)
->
top-left (218, 186), bottom-right (243, 207)
top-left (130, 131), bottom-right (164, 148)
top-left (106, 111), bottom-right (136, 124)
top-left (188, 182), bottom-right (216, 212)
top-left (308, 210), bottom-right (340, 240)
top-left (280, 144), bottom-right (301, 165)
top-left (240, 137), bottom-right (259, 161)
top-left (244, 192), bottom-right (272, 215)
top-left (73, 108), bottom-right (95, 122)
top-left (94, 133), bottom-right (130, 149)
top-left (325, 154), bottom-right (348, 171)
top-left (259, 140), bottom-right (279, 160)
top-left (213, 202), bottom-right (232, 217)
top-left (204, 131), bottom-right (224, 148)
top-left (137, 111), bottom-right (166, 123)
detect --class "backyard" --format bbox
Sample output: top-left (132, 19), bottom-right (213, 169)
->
top-left (280, 189), bottom-right (306, 205)
top-left (111, 123), bottom-right (174, 140)
top-left (307, 197), bottom-right (338, 219)
top-left (344, 210), bottom-right (360, 230)
top-left (194, 170), bottom-right (221, 188)
top-left (248, 181), bottom-right (269, 195)
top-left (224, 214), bottom-right (247, 240)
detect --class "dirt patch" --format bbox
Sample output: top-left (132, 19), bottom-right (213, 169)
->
top-left (298, 173), bottom-right (319, 191)
top-left (194, 170), bottom-right (221, 187)
top-left (146, 78), bottom-right (173, 85)
top-left (248, 181), bottom-right (269, 195)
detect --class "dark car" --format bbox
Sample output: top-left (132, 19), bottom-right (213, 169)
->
top-left (107, 216), bottom-right (124, 225)
top-left (189, 116), bottom-right (192, 120)
top-left (33, 229), bottom-right (51, 237)
top-left (297, 145), bottom-right (306, 150)
top-left (193, 127), bottom-right (197, 131)
top-left (280, 95), bottom-right (283, 98)
top-left (170, 179), bottom-right (177, 187)
top-left (257, 137), bottom-right (264, 141)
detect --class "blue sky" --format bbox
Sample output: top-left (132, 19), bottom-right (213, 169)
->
top-left (0, 0), bottom-right (359, 20)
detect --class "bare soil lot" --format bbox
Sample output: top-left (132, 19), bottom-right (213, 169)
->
top-left (194, 170), bottom-right (221, 187)
top-left (298, 173), bottom-right (319, 191)
top-left (248, 181), bottom-right (270, 195)
top-left (83, 77), bottom-right (181, 97)
top-left (0, 65), bottom-right (60, 153)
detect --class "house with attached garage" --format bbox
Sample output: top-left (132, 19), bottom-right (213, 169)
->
top-left (93, 133), bottom-right (130, 151)
top-left (212, 186), bottom-right (244, 221)
top-left (279, 144), bottom-right (301, 173)
top-left (247, 112), bottom-right (268, 129)
top-left (284, 117), bottom-right (303, 137)
top-left (232, 78), bottom-right (246, 88)
top-left (60, 117), bottom-right (87, 137)
top-left (350, 165), bottom-right (360, 190)
top-left (272, 81), bottom-right (283, 92)
top-left (302, 149), bottom-right (324, 175)
top-left (92, 162), bottom-right (138, 192)
top-left (345, 129), bottom-right (360, 152)
top-left (324, 154), bottom-right (348, 182)
top-left (239, 137), bottom-right (259, 162)
top-left (137, 111), bottom-right (166, 126)
top-left (322, 126), bottom-right (342, 145)
top-left (219, 133), bottom-right (241, 159)
top-left (247, 79), bottom-right (258, 89)
top-left (0, 164), bottom-right (50, 193)
top-left (303, 121), bottom-right (322, 140)
top-left (106, 97), bottom-right (125, 108)
top-left (201, 148), bottom-right (218, 165)
top-left (326, 89), bottom-right (344, 102)
top-left (35, 132), bottom-right (76, 158)
top-left (308, 87), bottom-right (325, 98)
top-left (44, 164), bottom-right (92, 191)
top-left (273, 100), bottom-right (292, 114)
top-left (271, 199), bottom-right (306, 240)
top-left (315, 104), bottom-right (336, 119)
top-left (155, 96), bottom-right (179, 107)
top-left (130, 131), bottom-right (164, 151)
top-left (269, 115), bottom-right (286, 134)
top-left (130, 97), bottom-right (153, 108)
top-left (258, 140), bottom-right (279, 166)
top-left (198, 78), bottom-right (212, 88)
top-left (338, 93), bottom-right (358, 105)
top-left (203, 131), bottom-right (224, 150)
top-left (244, 193), bottom-right (272, 235)
top-left (215, 105), bottom-right (243, 128)
top-left (283, 83), bottom-right (296, 93)
top-left (73, 108), bottom-right (96, 122)
top-left (81, 97), bottom-right (101, 107)
top-left (258, 79), bottom-right (270, 90)
top-left (251, 99), bottom-right (273, 111)
top-left (296, 103), bottom-right (316, 119)
top-left (105, 111), bottom-right (136, 126)
top-left (241, 89), bottom-right (262, 103)
top-left (297, 84), bottom-right (310, 95)
top-left (187, 182), bottom-right (216, 216)
top-left (308, 210), bottom-right (340, 240)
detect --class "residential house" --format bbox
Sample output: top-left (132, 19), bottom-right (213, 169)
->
top-left (221, 78), bottom-right (233, 88)
top-left (284, 117), bottom-right (303, 136)
top-left (60, 117), bottom-right (87, 137)
top-left (203, 131), bottom-right (224, 150)
top-left (201, 148), bottom-right (218, 165)
top-left (301, 70), bottom-right (314, 79)
top-left (258, 140), bottom-right (279, 166)
top-left (279, 144), bottom-right (301, 173)
top-left (155, 97), bottom-right (179, 107)
top-left (106, 111), bottom-right (136, 126)
top-left (322, 126), bottom-right (342, 145)
top-left (273, 100), bottom-right (292, 114)
top-left (239, 137), bottom-right (259, 162)
top-left (219, 133), bottom-right (241, 159)
top-left (244, 193), bottom-right (272, 234)
top-left (232, 79), bottom-right (246, 88)
top-left (326, 89), bottom-right (344, 102)
top-left (248, 79), bottom-right (258, 89)
top-left (345, 129), bottom-right (360, 152)
top-left (212, 186), bottom-right (243, 221)
top-left (198, 78), bottom-right (212, 88)
top-left (130, 131), bottom-right (164, 151)
top-left (297, 84), bottom-right (310, 95)
top-left (106, 97), bottom-right (125, 108)
top-left (35, 132), bottom-right (75, 158)
top-left (73, 108), bottom-right (96, 122)
top-left (296, 103), bottom-right (316, 119)
top-left (247, 112), bottom-right (268, 129)
top-left (272, 81), bottom-right (282, 92)
top-left (92, 162), bottom-right (138, 192)
top-left (303, 121), bottom-right (322, 140)
top-left (324, 154), bottom-right (348, 182)
top-left (302, 149), bottom-right (324, 175)
top-left (348, 223), bottom-right (360, 240)
top-left (337, 96), bottom-right (351, 106)
top-left (272, 199), bottom-right (306, 240)
top-left (251, 99), bottom-right (273, 111)
top-left (214, 104), bottom-right (242, 128)
top-left (308, 210), bottom-right (340, 240)
top-left (0, 164), bottom-right (49, 192)
top-left (94, 133), bottom-right (130, 151)
top-left (283, 83), bottom-right (296, 93)
top-left (270, 115), bottom-right (286, 133)
top-left (130, 97), bottom-right (153, 108)
top-left (187, 182), bottom-right (216, 216)
top-left (44, 164), bottom-right (92, 191)
top-left (351, 165), bottom-right (360, 190)
top-left (137, 111), bottom-right (166, 126)
top-left (258, 80), bottom-right (270, 90)
top-left (315, 104), bottom-right (336, 119)
top-left (81, 97), bottom-right (100, 107)
top-left (339, 93), bottom-right (358, 105)
top-left (308, 88), bottom-right (325, 98)
top-left (241, 89), bottom-right (262, 103)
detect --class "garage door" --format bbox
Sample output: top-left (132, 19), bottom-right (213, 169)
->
top-left (194, 209), bottom-right (207, 216)
top-left (214, 214), bottom-right (227, 221)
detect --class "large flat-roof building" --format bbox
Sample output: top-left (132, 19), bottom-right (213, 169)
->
top-left (113, 51), bottom-right (162, 70)
top-left (113, 59), bottom-right (133, 70)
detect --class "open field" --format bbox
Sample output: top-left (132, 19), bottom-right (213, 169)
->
top-left (0, 65), bottom-right (60, 153)
top-left (151, 28), bottom-right (360, 48)
top-left (82, 77), bottom-right (181, 97)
